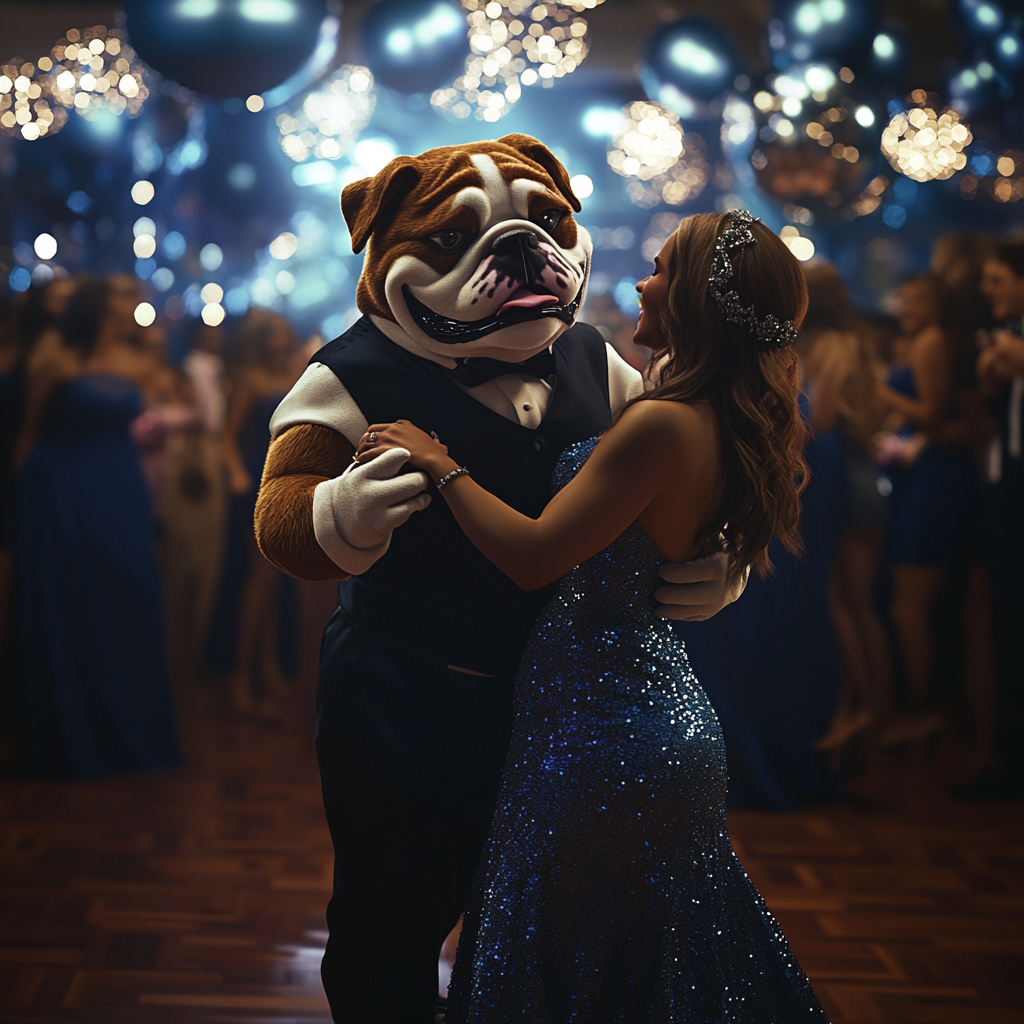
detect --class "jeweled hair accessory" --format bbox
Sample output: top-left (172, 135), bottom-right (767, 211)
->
top-left (708, 210), bottom-right (798, 349)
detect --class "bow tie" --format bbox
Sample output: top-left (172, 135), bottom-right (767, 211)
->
top-left (448, 348), bottom-right (557, 389)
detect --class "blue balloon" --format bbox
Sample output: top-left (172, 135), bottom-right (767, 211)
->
top-left (642, 18), bottom-right (741, 116)
top-left (124, 0), bottom-right (331, 97)
top-left (360, 0), bottom-right (468, 94)
top-left (769, 0), bottom-right (881, 66)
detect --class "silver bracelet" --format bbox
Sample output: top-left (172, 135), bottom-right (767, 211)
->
top-left (437, 465), bottom-right (470, 490)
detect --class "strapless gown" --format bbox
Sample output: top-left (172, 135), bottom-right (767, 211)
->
top-left (446, 438), bottom-right (828, 1023)
top-left (14, 374), bottom-right (182, 778)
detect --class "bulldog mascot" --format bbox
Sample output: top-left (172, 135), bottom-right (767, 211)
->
top-left (254, 134), bottom-right (743, 1022)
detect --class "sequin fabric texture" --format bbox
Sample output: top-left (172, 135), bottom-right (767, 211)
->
top-left (446, 437), bottom-right (829, 1023)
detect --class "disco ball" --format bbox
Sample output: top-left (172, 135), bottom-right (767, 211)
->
top-left (748, 63), bottom-right (874, 214)
top-left (47, 26), bottom-right (149, 121)
top-left (881, 98), bottom-right (972, 183)
top-left (641, 18), bottom-right (741, 118)
top-left (432, 0), bottom-right (601, 122)
top-left (361, 0), bottom-right (467, 94)
top-left (123, 0), bottom-right (331, 97)
top-left (0, 59), bottom-right (68, 140)
top-left (769, 0), bottom-right (881, 67)
top-left (277, 65), bottom-right (375, 162)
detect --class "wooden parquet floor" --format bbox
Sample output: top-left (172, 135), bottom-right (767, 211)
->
top-left (1, 657), bottom-right (1022, 1023)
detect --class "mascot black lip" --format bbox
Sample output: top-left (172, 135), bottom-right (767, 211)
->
top-left (252, 133), bottom-right (739, 1023)
top-left (402, 283), bottom-right (583, 344)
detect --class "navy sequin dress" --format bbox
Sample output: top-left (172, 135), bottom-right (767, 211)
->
top-left (446, 438), bottom-right (828, 1023)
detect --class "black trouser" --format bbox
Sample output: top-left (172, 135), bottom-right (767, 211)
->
top-left (988, 460), bottom-right (1024, 787)
top-left (315, 609), bottom-right (516, 1023)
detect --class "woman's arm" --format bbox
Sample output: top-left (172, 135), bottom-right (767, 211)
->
top-left (358, 402), bottom-right (701, 591)
top-left (879, 328), bottom-right (951, 430)
top-left (222, 371), bottom-right (255, 495)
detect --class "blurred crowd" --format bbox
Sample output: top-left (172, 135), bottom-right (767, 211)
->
top-left (587, 234), bottom-right (1024, 804)
top-left (0, 274), bottom-right (317, 778)
top-left (1, 238), bottom-right (1022, 803)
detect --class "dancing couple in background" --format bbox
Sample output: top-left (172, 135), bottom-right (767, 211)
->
top-left (354, 211), bottom-right (827, 1021)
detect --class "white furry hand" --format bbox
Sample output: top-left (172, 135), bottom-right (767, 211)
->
top-left (323, 447), bottom-right (431, 549)
top-left (653, 549), bottom-right (749, 622)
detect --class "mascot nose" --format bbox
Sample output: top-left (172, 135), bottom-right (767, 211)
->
top-left (489, 229), bottom-right (546, 284)
top-left (490, 229), bottom-right (540, 257)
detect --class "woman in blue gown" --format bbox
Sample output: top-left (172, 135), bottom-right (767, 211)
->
top-left (13, 276), bottom-right (181, 779)
top-left (355, 212), bottom-right (828, 1022)
top-left (877, 275), bottom-right (978, 745)
top-left (207, 310), bottom-right (302, 715)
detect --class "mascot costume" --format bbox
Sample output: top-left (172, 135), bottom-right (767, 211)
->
top-left (254, 134), bottom-right (744, 1023)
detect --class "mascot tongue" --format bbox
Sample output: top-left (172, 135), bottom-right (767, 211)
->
top-left (498, 286), bottom-right (560, 315)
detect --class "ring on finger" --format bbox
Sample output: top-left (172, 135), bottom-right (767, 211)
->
top-left (367, 431), bottom-right (377, 444)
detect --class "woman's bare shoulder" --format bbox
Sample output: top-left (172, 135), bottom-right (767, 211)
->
top-left (615, 397), bottom-right (713, 440)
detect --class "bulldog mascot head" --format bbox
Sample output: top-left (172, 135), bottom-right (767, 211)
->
top-left (341, 133), bottom-right (592, 362)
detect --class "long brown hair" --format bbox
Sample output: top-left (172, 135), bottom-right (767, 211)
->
top-left (632, 212), bottom-right (808, 579)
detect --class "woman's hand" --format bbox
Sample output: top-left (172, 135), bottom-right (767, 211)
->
top-left (354, 420), bottom-right (456, 481)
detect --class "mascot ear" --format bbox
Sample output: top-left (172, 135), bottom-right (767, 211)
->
top-left (341, 157), bottom-right (420, 254)
top-left (497, 133), bottom-right (582, 213)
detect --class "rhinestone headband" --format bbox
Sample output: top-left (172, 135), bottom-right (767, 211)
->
top-left (708, 210), bottom-right (798, 349)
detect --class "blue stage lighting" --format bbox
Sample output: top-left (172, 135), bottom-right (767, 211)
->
top-left (581, 106), bottom-right (625, 139)
top-left (770, 0), bottom-right (880, 65)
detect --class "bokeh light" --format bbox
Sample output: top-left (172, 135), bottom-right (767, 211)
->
top-left (134, 301), bottom-right (156, 326)
top-left (605, 101), bottom-right (710, 209)
top-left (245, 93), bottom-right (265, 112)
top-left (47, 26), bottom-right (148, 121)
top-left (269, 232), bottom-right (298, 259)
top-left (881, 99), bottom-right (972, 183)
top-left (569, 173), bottom-right (593, 199)
top-left (131, 179), bottom-right (155, 204)
top-left (201, 302), bottom-right (226, 326)
top-left (432, 0), bottom-right (601, 122)
top-left (200, 243), bottom-right (224, 270)
top-left (781, 225), bottom-right (815, 260)
top-left (0, 59), bottom-right (68, 140)
top-left (607, 101), bottom-right (683, 179)
top-left (133, 234), bottom-right (157, 258)
top-left (277, 64), bottom-right (375, 163)
top-left (33, 232), bottom-right (58, 260)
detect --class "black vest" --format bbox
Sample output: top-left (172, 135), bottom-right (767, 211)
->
top-left (314, 316), bottom-right (612, 676)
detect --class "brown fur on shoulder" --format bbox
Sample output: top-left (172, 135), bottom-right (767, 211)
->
top-left (255, 423), bottom-right (354, 581)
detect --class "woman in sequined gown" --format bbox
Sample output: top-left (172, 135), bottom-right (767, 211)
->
top-left (356, 213), bottom-right (829, 1023)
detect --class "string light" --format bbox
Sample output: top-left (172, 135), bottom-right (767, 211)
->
top-left (881, 93), bottom-right (971, 183)
top-left (0, 59), bottom-right (68, 140)
top-left (277, 65), bottom-right (375, 163)
top-left (47, 26), bottom-right (148, 120)
top-left (432, 0), bottom-right (601, 122)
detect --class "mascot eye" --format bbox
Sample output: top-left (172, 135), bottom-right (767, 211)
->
top-left (535, 209), bottom-right (563, 232)
top-left (428, 229), bottom-right (465, 251)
